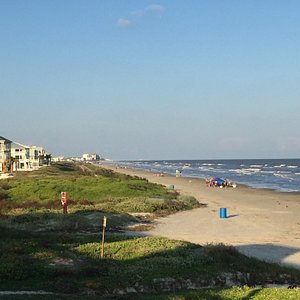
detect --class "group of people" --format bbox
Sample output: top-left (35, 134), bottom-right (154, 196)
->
top-left (205, 177), bottom-right (235, 188)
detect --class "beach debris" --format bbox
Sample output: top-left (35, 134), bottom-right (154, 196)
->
top-left (153, 173), bottom-right (164, 177)
top-left (168, 184), bottom-right (175, 190)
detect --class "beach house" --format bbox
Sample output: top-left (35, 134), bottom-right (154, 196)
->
top-left (82, 153), bottom-right (100, 161)
top-left (0, 136), bottom-right (12, 173)
top-left (0, 136), bottom-right (51, 173)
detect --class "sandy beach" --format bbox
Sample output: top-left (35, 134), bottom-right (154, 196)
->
top-left (100, 162), bottom-right (300, 270)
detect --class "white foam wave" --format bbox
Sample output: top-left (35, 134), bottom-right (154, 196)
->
top-left (182, 165), bottom-right (190, 169)
top-left (229, 168), bottom-right (261, 175)
top-left (261, 171), bottom-right (275, 174)
top-left (274, 173), bottom-right (293, 180)
top-left (198, 166), bottom-right (214, 171)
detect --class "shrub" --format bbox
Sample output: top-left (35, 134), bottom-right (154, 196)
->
top-left (0, 189), bottom-right (9, 200)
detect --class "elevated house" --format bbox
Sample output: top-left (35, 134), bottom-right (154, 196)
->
top-left (0, 135), bottom-right (51, 173)
top-left (0, 136), bottom-right (12, 173)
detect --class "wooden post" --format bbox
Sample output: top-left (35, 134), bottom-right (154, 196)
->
top-left (63, 203), bottom-right (68, 214)
top-left (101, 216), bottom-right (107, 258)
top-left (61, 192), bottom-right (67, 215)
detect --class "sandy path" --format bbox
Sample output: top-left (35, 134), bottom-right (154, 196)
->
top-left (101, 163), bottom-right (300, 270)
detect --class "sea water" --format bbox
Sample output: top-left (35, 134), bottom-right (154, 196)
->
top-left (118, 159), bottom-right (300, 193)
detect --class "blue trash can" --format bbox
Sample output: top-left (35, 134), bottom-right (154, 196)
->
top-left (220, 208), bottom-right (227, 218)
top-left (169, 185), bottom-right (174, 190)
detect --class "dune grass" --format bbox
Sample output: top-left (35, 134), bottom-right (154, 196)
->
top-left (1, 219), bottom-right (300, 298)
top-left (0, 162), bottom-right (200, 216)
top-left (0, 162), bottom-right (299, 298)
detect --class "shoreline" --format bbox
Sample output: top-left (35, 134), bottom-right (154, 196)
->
top-left (101, 161), bottom-right (300, 196)
top-left (112, 159), bottom-right (300, 194)
top-left (99, 161), bottom-right (300, 270)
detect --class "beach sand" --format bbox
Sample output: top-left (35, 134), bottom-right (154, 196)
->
top-left (100, 162), bottom-right (300, 270)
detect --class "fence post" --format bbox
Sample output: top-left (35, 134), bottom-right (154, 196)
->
top-left (101, 216), bottom-right (107, 258)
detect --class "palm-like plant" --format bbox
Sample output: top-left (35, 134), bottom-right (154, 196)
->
top-left (5, 156), bottom-right (15, 173)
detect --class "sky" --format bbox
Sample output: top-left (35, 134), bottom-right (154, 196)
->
top-left (1, 0), bottom-right (300, 160)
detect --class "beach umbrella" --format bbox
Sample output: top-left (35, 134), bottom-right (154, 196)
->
top-left (210, 177), bottom-right (225, 184)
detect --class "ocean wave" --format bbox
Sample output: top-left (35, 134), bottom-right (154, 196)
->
top-left (229, 168), bottom-right (261, 175)
top-left (198, 166), bottom-right (214, 171)
top-left (182, 164), bottom-right (191, 169)
top-left (120, 159), bottom-right (300, 193)
top-left (274, 173), bottom-right (293, 181)
top-left (261, 171), bottom-right (275, 174)
top-left (276, 171), bottom-right (291, 174)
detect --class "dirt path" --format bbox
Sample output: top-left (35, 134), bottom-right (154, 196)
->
top-left (102, 163), bottom-right (300, 270)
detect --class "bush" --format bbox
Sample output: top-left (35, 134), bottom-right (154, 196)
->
top-left (0, 181), bottom-right (11, 190)
top-left (0, 189), bottom-right (9, 200)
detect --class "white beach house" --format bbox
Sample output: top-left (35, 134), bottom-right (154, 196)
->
top-left (82, 153), bottom-right (100, 161)
top-left (0, 135), bottom-right (51, 173)
top-left (0, 136), bottom-right (12, 173)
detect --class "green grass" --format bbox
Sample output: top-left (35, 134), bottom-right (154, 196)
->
top-left (0, 162), bottom-right (200, 216)
top-left (1, 162), bottom-right (300, 298)
top-left (1, 287), bottom-right (300, 299)
top-left (145, 287), bottom-right (300, 299)
top-left (0, 217), bottom-right (300, 297)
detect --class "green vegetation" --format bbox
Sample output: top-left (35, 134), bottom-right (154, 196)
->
top-left (0, 162), bottom-right (299, 298)
top-left (146, 287), bottom-right (300, 299)
top-left (1, 221), bottom-right (300, 298)
top-left (0, 162), bottom-right (200, 215)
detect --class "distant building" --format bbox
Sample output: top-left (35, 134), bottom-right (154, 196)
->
top-left (0, 136), bottom-right (12, 173)
top-left (52, 156), bottom-right (65, 162)
top-left (0, 135), bottom-right (51, 173)
top-left (82, 153), bottom-right (100, 161)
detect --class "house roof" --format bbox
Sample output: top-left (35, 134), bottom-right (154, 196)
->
top-left (10, 141), bottom-right (29, 149)
top-left (0, 136), bottom-right (12, 143)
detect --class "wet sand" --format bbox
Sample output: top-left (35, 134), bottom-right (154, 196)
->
top-left (100, 162), bottom-right (300, 270)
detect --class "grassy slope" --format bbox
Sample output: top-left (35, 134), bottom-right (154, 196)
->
top-left (0, 162), bottom-right (299, 299)
top-left (1, 225), bottom-right (300, 296)
top-left (0, 162), bottom-right (199, 215)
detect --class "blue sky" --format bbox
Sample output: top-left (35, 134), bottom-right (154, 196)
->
top-left (1, 0), bottom-right (300, 160)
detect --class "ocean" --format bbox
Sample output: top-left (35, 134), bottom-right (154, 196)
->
top-left (118, 159), bottom-right (300, 193)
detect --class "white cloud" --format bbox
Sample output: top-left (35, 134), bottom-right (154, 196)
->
top-left (145, 4), bottom-right (164, 13)
top-left (116, 17), bottom-right (131, 27)
top-left (130, 4), bottom-right (164, 17)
